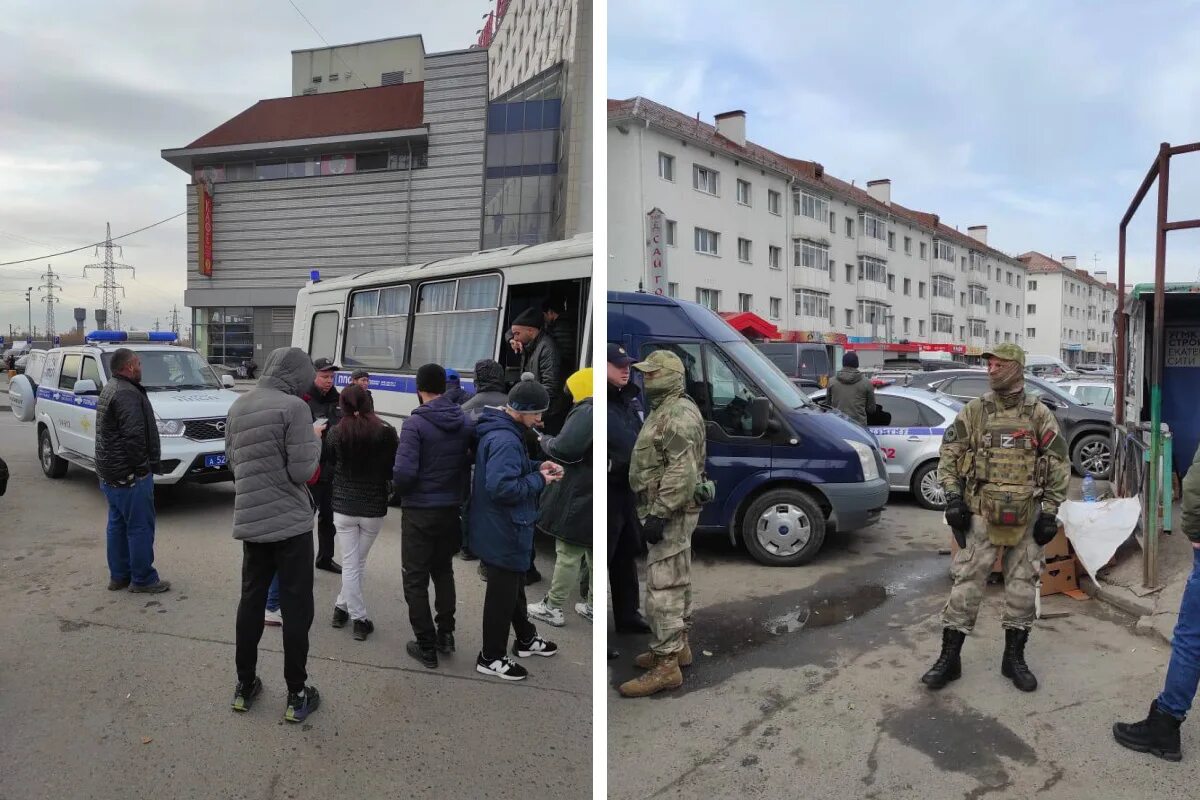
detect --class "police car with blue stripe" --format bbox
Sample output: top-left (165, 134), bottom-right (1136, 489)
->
top-left (8, 331), bottom-right (239, 485)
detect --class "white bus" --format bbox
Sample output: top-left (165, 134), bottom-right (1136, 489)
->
top-left (292, 233), bottom-right (592, 422)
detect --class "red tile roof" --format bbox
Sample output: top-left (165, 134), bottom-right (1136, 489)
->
top-left (610, 95), bottom-right (1021, 266)
top-left (186, 83), bottom-right (425, 149)
top-left (1016, 251), bottom-right (1116, 291)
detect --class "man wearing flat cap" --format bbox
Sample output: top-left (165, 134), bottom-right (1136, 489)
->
top-left (509, 307), bottom-right (564, 433)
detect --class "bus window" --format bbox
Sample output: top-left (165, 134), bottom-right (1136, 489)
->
top-left (344, 286), bottom-right (410, 369)
top-left (309, 311), bottom-right (340, 362)
top-left (410, 274), bottom-right (502, 372)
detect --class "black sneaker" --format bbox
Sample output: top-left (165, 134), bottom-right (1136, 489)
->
top-left (513, 634), bottom-right (558, 658)
top-left (231, 677), bottom-right (262, 713)
top-left (459, 547), bottom-right (479, 562)
top-left (406, 640), bottom-right (438, 669)
top-left (107, 578), bottom-right (130, 591)
top-left (284, 685), bottom-right (320, 723)
top-left (315, 559), bottom-right (342, 574)
top-left (436, 630), bottom-right (455, 654)
top-left (475, 653), bottom-right (528, 681)
top-left (352, 619), bottom-right (374, 641)
top-left (331, 606), bottom-right (349, 629)
top-left (129, 580), bottom-right (171, 594)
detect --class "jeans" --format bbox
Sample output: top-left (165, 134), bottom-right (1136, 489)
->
top-left (546, 540), bottom-right (591, 609)
top-left (266, 575), bottom-right (280, 613)
top-left (481, 564), bottom-right (537, 661)
top-left (401, 507), bottom-right (460, 646)
top-left (100, 474), bottom-right (159, 587)
top-left (1158, 547), bottom-right (1200, 720)
top-left (312, 481), bottom-right (336, 564)
top-left (235, 532), bottom-right (314, 693)
top-left (333, 513), bottom-right (383, 621)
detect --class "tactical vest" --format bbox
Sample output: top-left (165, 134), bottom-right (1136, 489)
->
top-left (972, 393), bottom-right (1041, 488)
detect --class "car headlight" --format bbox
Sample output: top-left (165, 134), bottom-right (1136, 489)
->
top-left (844, 438), bottom-right (880, 481)
top-left (157, 419), bottom-right (186, 437)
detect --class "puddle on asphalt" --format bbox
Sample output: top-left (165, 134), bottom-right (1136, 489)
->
top-left (764, 584), bottom-right (891, 635)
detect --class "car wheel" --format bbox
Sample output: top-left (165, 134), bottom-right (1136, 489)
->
top-left (740, 488), bottom-right (827, 567)
top-left (39, 427), bottom-right (68, 479)
top-left (911, 461), bottom-right (947, 510)
top-left (1072, 432), bottom-right (1112, 479)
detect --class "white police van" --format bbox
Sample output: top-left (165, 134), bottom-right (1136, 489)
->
top-left (8, 331), bottom-right (240, 485)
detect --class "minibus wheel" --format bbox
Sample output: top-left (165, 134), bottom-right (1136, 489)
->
top-left (741, 489), bottom-right (826, 566)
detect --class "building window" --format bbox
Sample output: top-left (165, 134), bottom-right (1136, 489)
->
top-left (931, 313), bottom-right (953, 334)
top-left (961, 256), bottom-right (967, 271)
top-left (736, 179), bottom-right (752, 206)
top-left (695, 227), bottom-right (719, 256)
top-left (935, 239), bottom-right (955, 262)
top-left (1005, 302), bottom-right (1013, 315)
top-left (920, 241), bottom-right (928, 259)
top-left (960, 325), bottom-right (965, 339)
top-left (666, 220), bottom-right (677, 246)
top-left (829, 260), bottom-right (837, 280)
top-left (829, 213), bottom-right (836, 234)
top-left (903, 278), bottom-right (911, 295)
top-left (829, 306), bottom-right (837, 326)
top-left (795, 239), bottom-right (830, 271)
top-left (769, 297), bottom-right (782, 319)
top-left (903, 317), bottom-right (911, 334)
top-left (960, 292), bottom-right (966, 307)
top-left (857, 300), bottom-right (889, 328)
top-left (845, 264), bottom-right (854, 284)
top-left (737, 238), bottom-right (752, 263)
top-left (845, 309), bottom-right (854, 328)
top-left (1027, 303), bottom-right (1036, 314)
top-left (795, 289), bottom-right (830, 319)
top-left (969, 319), bottom-right (987, 338)
top-left (887, 273), bottom-right (896, 292)
top-left (888, 231), bottom-right (896, 250)
top-left (738, 293), bottom-right (752, 312)
top-left (1006, 271), bottom-right (1014, 286)
top-left (969, 285), bottom-right (988, 306)
top-left (1026, 327), bottom-right (1036, 338)
top-left (919, 319), bottom-right (926, 336)
top-left (696, 288), bottom-right (720, 310)
top-left (794, 191), bottom-right (829, 222)
top-left (769, 246), bottom-right (782, 270)
top-left (768, 189), bottom-right (781, 215)
top-left (918, 281), bottom-right (927, 299)
top-left (932, 275), bottom-right (954, 299)
top-left (667, 282), bottom-right (679, 298)
top-left (995, 300), bottom-right (1001, 313)
top-left (858, 256), bottom-right (887, 283)
top-left (1017, 275), bottom-right (1022, 289)
top-left (861, 213), bottom-right (887, 241)
top-left (408, 275), bottom-right (502, 371)
top-left (658, 153), bottom-right (675, 181)
top-left (693, 164), bottom-right (719, 195)
top-left (904, 236), bottom-right (912, 255)
top-left (845, 217), bottom-right (855, 238)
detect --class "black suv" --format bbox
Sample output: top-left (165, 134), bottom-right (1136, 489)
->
top-left (904, 369), bottom-right (1113, 479)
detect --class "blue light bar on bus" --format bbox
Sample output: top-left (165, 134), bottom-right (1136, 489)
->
top-left (85, 331), bottom-right (178, 343)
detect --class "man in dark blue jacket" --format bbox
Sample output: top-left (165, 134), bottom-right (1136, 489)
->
top-left (393, 364), bottom-right (474, 668)
top-left (468, 374), bottom-right (563, 681)
top-left (608, 344), bottom-right (650, 647)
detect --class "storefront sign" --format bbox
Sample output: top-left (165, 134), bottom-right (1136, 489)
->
top-left (843, 341), bottom-right (966, 355)
top-left (196, 183), bottom-right (213, 277)
top-left (645, 208), bottom-right (668, 295)
top-left (784, 329), bottom-right (847, 345)
top-left (1166, 327), bottom-right (1200, 368)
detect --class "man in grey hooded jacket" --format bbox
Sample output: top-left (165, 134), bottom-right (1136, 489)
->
top-left (827, 351), bottom-right (877, 427)
top-left (225, 347), bottom-right (324, 722)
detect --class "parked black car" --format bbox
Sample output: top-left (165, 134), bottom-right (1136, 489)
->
top-left (903, 369), bottom-right (1113, 479)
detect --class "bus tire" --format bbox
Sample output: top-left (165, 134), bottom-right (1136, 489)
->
top-left (740, 488), bottom-right (826, 567)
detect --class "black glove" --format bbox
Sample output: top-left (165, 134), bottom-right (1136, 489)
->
top-left (945, 497), bottom-right (971, 549)
top-left (1034, 512), bottom-right (1059, 547)
top-left (641, 516), bottom-right (668, 546)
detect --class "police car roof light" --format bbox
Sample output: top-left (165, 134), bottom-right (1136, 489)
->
top-left (84, 331), bottom-right (178, 344)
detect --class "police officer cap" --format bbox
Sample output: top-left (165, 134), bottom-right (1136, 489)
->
top-left (632, 350), bottom-right (685, 376)
top-left (982, 343), bottom-right (1025, 367)
top-left (507, 372), bottom-right (550, 413)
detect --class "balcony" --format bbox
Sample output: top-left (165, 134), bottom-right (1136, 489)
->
top-left (791, 265), bottom-right (831, 293)
top-left (856, 279), bottom-right (888, 302)
top-left (794, 213), bottom-right (833, 243)
top-left (929, 331), bottom-right (954, 345)
top-left (857, 235), bottom-right (888, 260)
top-left (969, 335), bottom-right (987, 350)
top-left (931, 294), bottom-right (955, 314)
top-left (932, 258), bottom-right (957, 278)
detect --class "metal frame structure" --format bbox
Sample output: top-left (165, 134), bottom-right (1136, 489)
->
top-left (1116, 140), bottom-right (1200, 587)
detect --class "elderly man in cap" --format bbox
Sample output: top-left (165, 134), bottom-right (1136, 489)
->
top-left (509, 307), bottom-right (563, 433)
top-left (350, 369), bottom-right (370, 391)
top-left (921, 343), bottom-right (1069, 694)
top-left (619, 350), bottom-right (708, 698)
top-left (304, 357), bottom-right (342, 573)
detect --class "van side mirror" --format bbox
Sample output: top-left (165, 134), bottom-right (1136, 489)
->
top-left (750, 396), bottom-right (771, 436)
top-left (73, 379), bottom-right (98, 395)
top-left (222, 374), bottom-right (236, 388)
top-left (1039, 396), bottom-right (1061, 411)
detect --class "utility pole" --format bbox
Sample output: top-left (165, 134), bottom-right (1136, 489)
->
top-left (154, 318), bottom-right (161, 332)
top-left (24, 286), bottom-right (33, 340)
top-left (169, 305), bottom-right (181, 336)
top-left (83, 222), bottom-right (134, 330)
top-left (113, 302), bottom-right (122, 331)
top-left (39, 264), bottom-right (62, 339)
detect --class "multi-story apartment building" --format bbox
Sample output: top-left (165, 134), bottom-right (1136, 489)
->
top-left (608, 97), bottom-right (1028, 357)
top-left (1017, 252), bottom-right (1118, 366)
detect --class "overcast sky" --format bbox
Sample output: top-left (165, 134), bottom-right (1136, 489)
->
top-left (609, 0), bottom-right (1200, 288)
top-left (0, 0), bottom-right (489, 337)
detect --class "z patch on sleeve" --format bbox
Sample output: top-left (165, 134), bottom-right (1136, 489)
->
top-left (943, 420), bottom-right (966, 444)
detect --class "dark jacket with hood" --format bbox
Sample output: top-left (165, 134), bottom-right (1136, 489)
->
top-left (462, 361), bottom-right (509, 420)
top-left (391, 395), bottom-right (474, 508)
top-left (537, 397), bottom-right (592, 547)
top-left (225, 347), bottom-right (322, 543)
top-left (519, 330), bottom-right (562, 413)
top-left (467, 407), bottom-right (546, 571)
top-left (607, 379), bottom-right (644, 545)
top-left (328, 419), bottom-right (399, 518)
top-left (444, 384), bottom-right (472, 406)
top-left (827, 367), bottom-right (876, 426)
top-left (96, 373), bottom-right (161, 486)
top-left (303, 382), bottom-right (340, 484)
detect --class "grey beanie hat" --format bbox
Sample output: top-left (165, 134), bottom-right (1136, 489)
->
top-left (507, 372), bottom-right (550, 413)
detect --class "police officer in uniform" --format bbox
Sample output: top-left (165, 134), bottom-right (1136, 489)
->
top-left (619, 350), bottom-right (708, 698)
top-left (922, 343), bottom-right (1070, 693)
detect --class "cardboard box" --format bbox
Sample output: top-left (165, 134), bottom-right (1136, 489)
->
top-left (1042, 525), bottom-right (1071, 561)
top-left (1041, 556), bottom-right (1078, 596)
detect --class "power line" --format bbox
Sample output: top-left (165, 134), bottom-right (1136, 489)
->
top-left (83, 223), bottom-right (135, 331)
top-left (0, 212), bottom-right (185, 267)
top-left (39, 265), bottom-right (63, 338)
top-left (286, 0), bottom-right (369, 89)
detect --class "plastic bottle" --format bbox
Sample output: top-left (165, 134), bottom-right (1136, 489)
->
top-left (1082, 473), bottom-right (1096, 503)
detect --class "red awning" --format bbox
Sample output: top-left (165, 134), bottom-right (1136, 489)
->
top-left (719, 312), bottom-right (780, 340)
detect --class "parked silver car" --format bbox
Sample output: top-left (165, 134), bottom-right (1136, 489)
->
top-left (1058, 379), bottom-right (1114, 409)
top-left (812, 385), bottom-right (963, 510)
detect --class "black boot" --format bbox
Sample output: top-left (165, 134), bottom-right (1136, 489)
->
top-left (920, 628), bottom-right (966, 690)
top-left (1113, 700), bottom-right (1183, 761)
top-left (1001, 628), bottom-right (1037, 692)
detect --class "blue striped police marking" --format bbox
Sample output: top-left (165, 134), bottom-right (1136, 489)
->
top-left (333, 372), bottom-right (475, 393)
top-left (36, 386), bottom-right (98, 409)
top-left (868, 427), bottom-right (947, 436)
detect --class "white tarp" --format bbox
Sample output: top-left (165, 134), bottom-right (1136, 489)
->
top-left (1058, 498), bottom-right (1143, 580)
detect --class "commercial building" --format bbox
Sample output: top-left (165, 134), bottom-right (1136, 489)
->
top-left (608, 97), bottom-right (1030, 359)
top-left (1017, 251), bottom-right (1118, 366)
top-left (161, 38), bottom-right (488, 365)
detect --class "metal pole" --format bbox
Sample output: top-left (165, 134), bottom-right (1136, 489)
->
top-left (1146, 142), bottom-right (1170, 589)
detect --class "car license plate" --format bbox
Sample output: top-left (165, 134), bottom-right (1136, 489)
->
top-left (204, 454), bottom-right (228, 469)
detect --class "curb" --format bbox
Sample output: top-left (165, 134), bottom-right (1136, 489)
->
top-left (1079, 575), bottom-right (1172, 646)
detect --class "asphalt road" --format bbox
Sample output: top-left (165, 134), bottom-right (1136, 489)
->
top-left (608, 490), bottom-right (1199, 799)
top-left (0, 415), bottom-right (592, 800)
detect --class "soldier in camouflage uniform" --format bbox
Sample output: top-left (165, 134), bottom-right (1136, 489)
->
top-left (619, 350), bottom-right (707, 698)
top-left (921, 343), bottom-right (1070, 693)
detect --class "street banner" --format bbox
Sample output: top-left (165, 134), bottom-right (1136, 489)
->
top-left (646, 208), bottom-right (667, 295)
top-left (196, 182), bottom-right (213, 277)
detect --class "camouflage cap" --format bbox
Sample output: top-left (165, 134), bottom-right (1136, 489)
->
top-left (632, 349), bottom-right (685, 376)
top-left (982, 342), bottom-right (1026, 366)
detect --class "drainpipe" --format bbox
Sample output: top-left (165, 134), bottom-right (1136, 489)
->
top-left (405, 141), bottom-right (414, 264)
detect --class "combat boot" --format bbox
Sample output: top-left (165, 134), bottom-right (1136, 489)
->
top-left (618, 654), bottom-right (683, 697)
top-left (920, 627), bottom-right (966, 690)
top-left (634, 637), bottom-right (692, 670)
top-left (1000, 628), bottom-right (1037, 692)
top-left (1113, 700), bottom-right (1183, 762)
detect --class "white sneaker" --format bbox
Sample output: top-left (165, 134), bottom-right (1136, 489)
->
top-left (526, 598), bottom-right (565, 627)
top-left (574, 602), bottom-right (593, 622)
top-left (264, 609), bottom-right (282, 627)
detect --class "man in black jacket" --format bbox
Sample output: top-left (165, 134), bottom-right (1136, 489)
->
top-left (607, 344), bottom-right (650, 644)
top-left (96, 348), bottom-right (169, 593)
top-left (509, 307), bottom-right (563, 434)
top-left (305, 357), bottom-right (341, 573)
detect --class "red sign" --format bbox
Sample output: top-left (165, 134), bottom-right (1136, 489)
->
top-left (196, 183), bottom-right (213, 277)
top-left (843, 341), bottom-right (967, 355)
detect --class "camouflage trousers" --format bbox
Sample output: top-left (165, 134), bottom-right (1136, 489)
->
top-left (645, 511), bottom-right (700, 656)
top-left (941, 515), bottom-right (1043, 633)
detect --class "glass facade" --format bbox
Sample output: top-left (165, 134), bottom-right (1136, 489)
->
top-left (483, 95), bottom-right (563, 249)
top-left (192, 307), bottom-right (255, 366)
